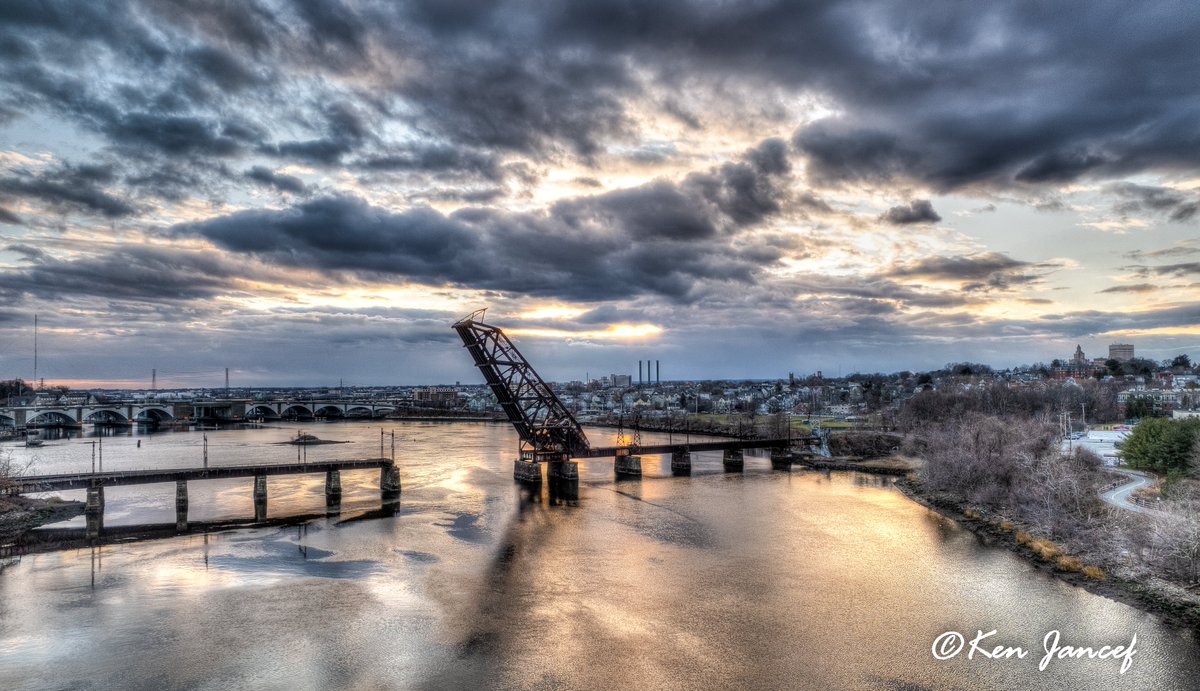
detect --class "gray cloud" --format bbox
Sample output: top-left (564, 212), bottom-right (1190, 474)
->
top-left (0, 164), bottom-right (135, 218)
top-left (2, 0), bottom-right (1197, 204)
top-left (0, 245), bottom-right (248, 302)
top-left (177, 139), bottom-right (793, 302)
top-left (885, 252), bottom-right (1060, 292)
top-left (245, 166), bottom-right (307, 194)
top-left (1124, 262), bottom-right (1200, 279)
top-left (0, 206), bottom-right (22, 224)
top-left (880, 199), bottom-right (941, 225)
top-left (1098, 283), bottom-right (1159, 294)
top-left (1108, 182), bottom-right (1199, 223)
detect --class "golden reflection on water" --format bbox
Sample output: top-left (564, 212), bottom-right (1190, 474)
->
top-left (1, 423), bottom-right (1198, 690)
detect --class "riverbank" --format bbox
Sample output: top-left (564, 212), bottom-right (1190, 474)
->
top-left (0, 496), bottom-right (84, 542)
top-left (896, 477), bottom-right (1200, 633)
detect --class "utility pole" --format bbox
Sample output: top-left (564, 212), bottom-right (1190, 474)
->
top-left (91, 441), bottom-right (96, 474)
top-left (33, 313), bottom-right (37, 392)
top-left (203, 433), bottom-right (208, 469)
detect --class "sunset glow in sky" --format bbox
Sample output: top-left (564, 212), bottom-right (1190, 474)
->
top-left (1, 1), bottom-right (1198, 387)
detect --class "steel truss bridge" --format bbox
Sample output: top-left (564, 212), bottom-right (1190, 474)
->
top-left (453, 310), bottom-right (821, 477)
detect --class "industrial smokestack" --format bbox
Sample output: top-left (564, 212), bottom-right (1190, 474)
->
top-left (639, 360), bottom-right (643, 385)
top-left (656, 360), bottom-right (660, 384)
top-left (225, 367), bottom-right (230, 393)
top-left (152, 368), bottom-right (156, 391)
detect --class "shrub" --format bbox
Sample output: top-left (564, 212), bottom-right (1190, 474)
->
top-left (1016, 531), bottom-right (1033, 546)
top-left (1030, 539), bottom-right (1061, 560)
top-left (1055, 556), bottom-right (1083, 572)
top-left (999, 520), bottom-right (1014, 532)
top-left (964, 509), bottom-right (981, 520)
top-left (1082, 565), bottom-right (1106, 580)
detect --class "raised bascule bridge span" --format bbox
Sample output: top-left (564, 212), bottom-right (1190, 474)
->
top-left (453, 310), bottom-right (822, 483)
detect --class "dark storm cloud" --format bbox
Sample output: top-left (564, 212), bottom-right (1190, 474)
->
top-left (0, 206), bottom-right (23, 225)
top-left (177, 139), bottom-right (793, 302)
top-left (178, 195), bottom-right (756, 302)
top-left (245, 166), bottom-right (308, 194)
top-left (775, 3), bottom-right (1200, 189)
top-left (4, 0), bottom-right (1197, 206)
top-left (880, 200), bottom-right (941, 225)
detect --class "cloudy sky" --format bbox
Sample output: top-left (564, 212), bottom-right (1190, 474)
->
top-left (1, 1), bottom-right (1198, 388)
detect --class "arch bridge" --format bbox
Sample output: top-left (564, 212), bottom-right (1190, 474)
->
top-left (0, 404), bottom-right (176, 427)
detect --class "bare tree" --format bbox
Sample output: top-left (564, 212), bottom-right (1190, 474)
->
top-left (0, 447), bottom-right (32, 493)
top-left (1150, 485), bottom-right (1200, 583)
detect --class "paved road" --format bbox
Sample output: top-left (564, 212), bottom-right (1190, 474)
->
top-left (1100, 469), bottom-right (1159, 514)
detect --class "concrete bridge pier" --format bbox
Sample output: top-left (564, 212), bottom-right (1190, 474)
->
top-left (614, 451), bottom-right (641, 478)
top-left (770, 449), bottom-right (794, 470)
top-left (670, 449), bottom-right (691, 476)
top-left (723, 448), bottom-right (744, 472)
top-left (549, 476), bottom-right (579, 503)
top-left (513, 460), bottom-right (542, 483)
top-left (85, 485), bottom-right (104, 539)
top-left (175, 480), bottom-right (188, 531)
top-left (325, 470), bottom-right (342, 504)
top-left (548, 459), bottom-right (578, 481)
top-left (380, 464), bottom-right (402, 494)
top-left (253, 475), bottom-right (268, 521)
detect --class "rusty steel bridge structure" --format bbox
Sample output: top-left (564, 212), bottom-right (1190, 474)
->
top-left (453, 310), bottom-right (821, 481)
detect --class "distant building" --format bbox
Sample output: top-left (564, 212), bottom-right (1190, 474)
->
top-left (413, 388), bottom-right (459, 407)
top-left (1109, 343), bottom-right (1135, 362)
top-left (611, 374), bottom-right (632, 387)
top-left (1071, 344), bottom-right (1088, 367)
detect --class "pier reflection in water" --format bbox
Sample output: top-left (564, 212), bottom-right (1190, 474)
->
top-left (0, 421), bottom-right (1197, 690)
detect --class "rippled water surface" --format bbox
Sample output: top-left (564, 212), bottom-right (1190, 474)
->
top-left (1, 421), bottom-right (1197, 690)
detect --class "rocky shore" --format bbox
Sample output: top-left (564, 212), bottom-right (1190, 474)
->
top-left (0, 496), bottom-right (85, 542)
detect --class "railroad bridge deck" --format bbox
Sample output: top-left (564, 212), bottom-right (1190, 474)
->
top-left (578, 438), bottom-right (809, 458)
top-left (9, 458), bottom-right (394, 494)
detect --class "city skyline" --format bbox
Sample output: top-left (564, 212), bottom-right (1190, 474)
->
top-left (2, 2), bottom-right (1199, 387)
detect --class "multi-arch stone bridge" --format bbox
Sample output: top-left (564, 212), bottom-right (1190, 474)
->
top-left (0, 399), bottom-right (396, 428)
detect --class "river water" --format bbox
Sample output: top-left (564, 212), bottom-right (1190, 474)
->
top-left (0, 421), bottom-right (1197, 690)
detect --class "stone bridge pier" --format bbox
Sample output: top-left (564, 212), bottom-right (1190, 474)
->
top-left (615, 450), bottom-right (642, 477)
top-left (670, 449), bottom-right (691, 475)
top-left (723, 448), bottom-right (744, 472)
